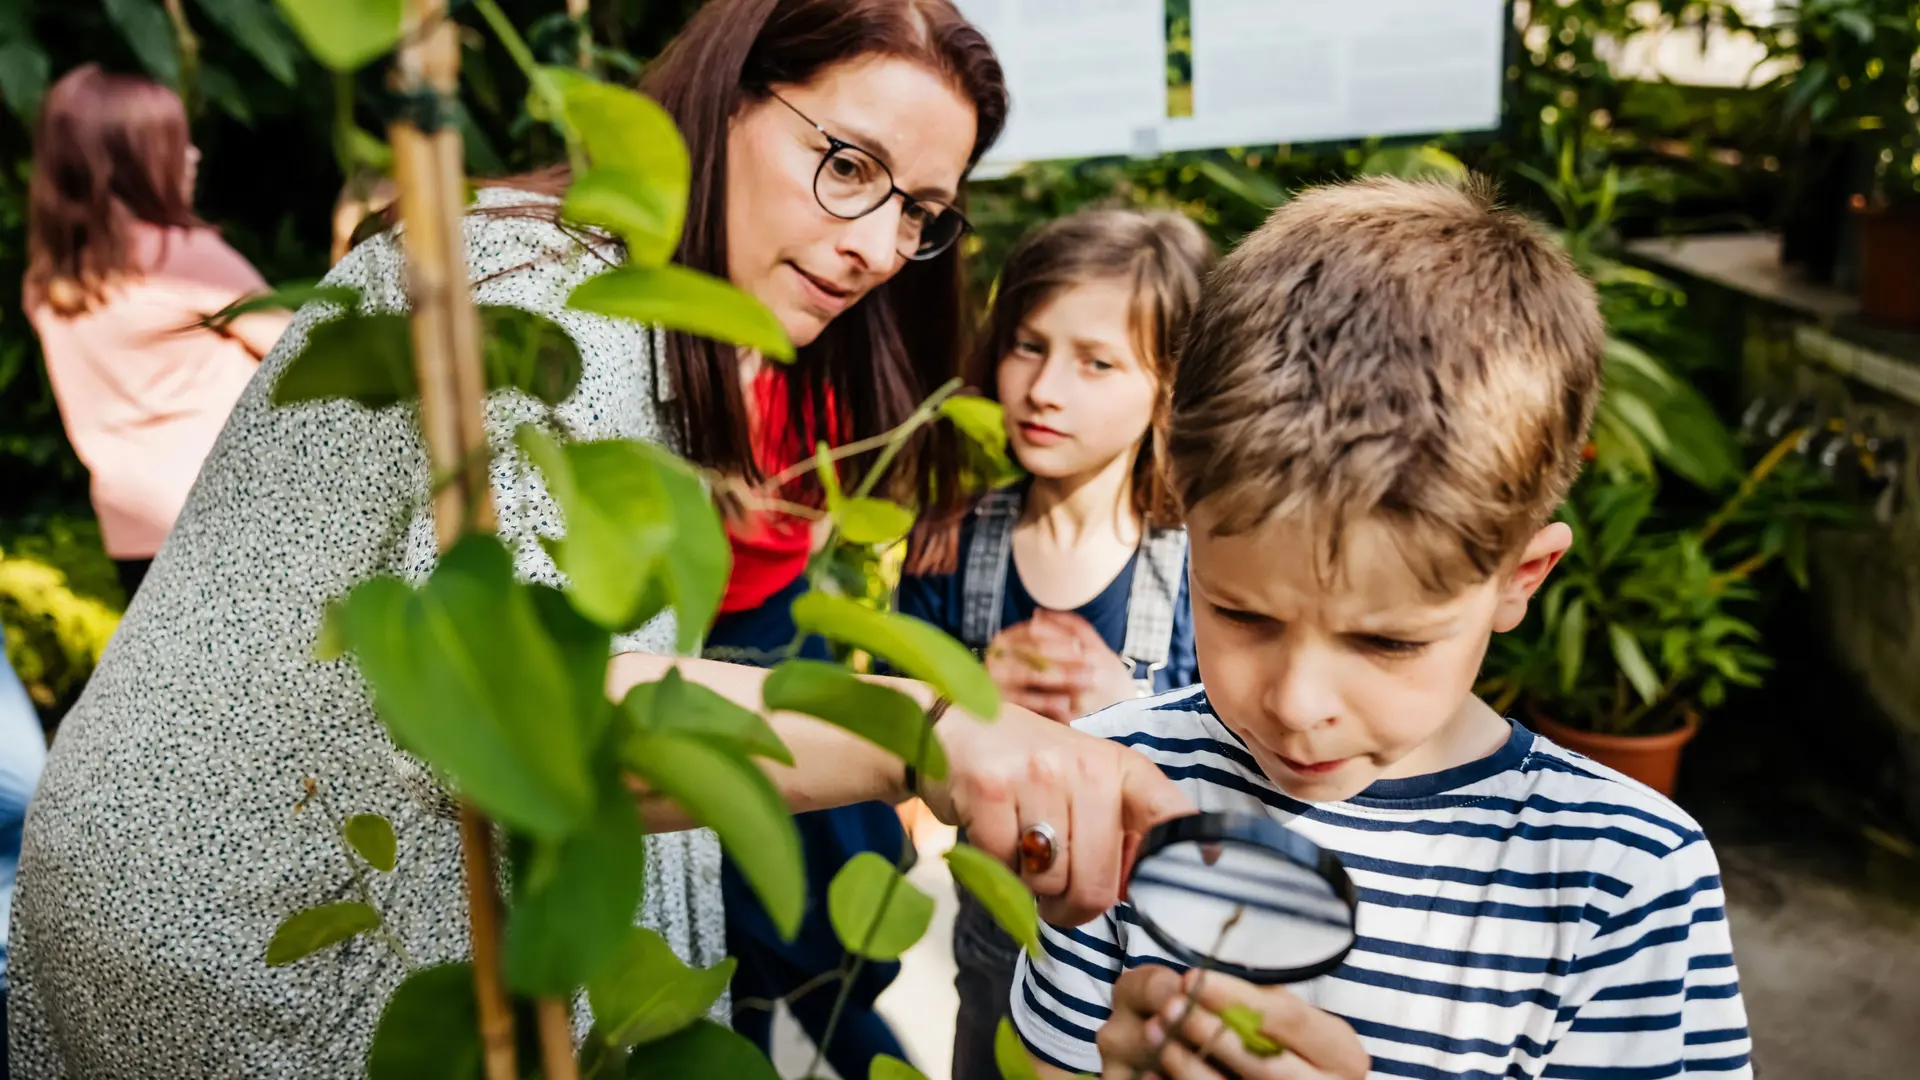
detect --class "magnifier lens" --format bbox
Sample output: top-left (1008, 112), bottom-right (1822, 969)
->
top-left (1127, 815), bottom-right (1357, 982)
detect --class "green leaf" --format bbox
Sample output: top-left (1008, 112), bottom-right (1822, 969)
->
top-left (271, 313), bottom-right (416, 409)
top-left (1357, 144), bottom-right (1468, 183)
top-left (871, 1055), bottom-right (930, 1080)
top-left (209, 283), bottom-right (361, 330)
top-left (344, 813), bottom-right (397, 872)
top-left (1557, 597), bottom-right (1588, 696)
top-left (589, 927), bottom-right (738, 1048)
top-left (480, 307), bottom-right (584, 407)
top-left (1834, 9), bottom-right (1874, 43)
top-left (193, 0), bottom-right (301, 85)
top-left (945, 843), bottom-right (1039, 959)
top-left (531, 585), bottom-right (618, 756)
top-left (625, 1020), bottom-right (780, 1080)
top-left (1192, 159), bottom-right (1287, 210)
top-left (994, 1017), bottom-right (1042, 1080)
top-left (623, 667), bottom-right (792, 766)
top-left (265, 900), bottom-right (380, 966)
top-left (621, 730), bottom-right (804, 940)
top-left (335, 536), bottom-right (593, 838)
top-left (837, 498), bottom-right (915, 546)
top-left (314, 599), bottom-right (348, 661)
top-left (517, 427), bottom-right (675, 631)
top-left (815, 441), bottom-right (912, 544)
top-left (1608, 624), bottom-right (1662, 705)
top-left (790, 593), bottom-right (998, 719)
top-left (0, 37), bottom-right (52, 125)
top-left (565, 168), bottom-right (686, 268)
top-left (367, 963), bottom-right (483, 1080)
top-left (631, 441), bottom-right (731, 652)
top-left (762, 660), bottom-right (947, 781)
top-left (568, 264), bottom-right (794, 362)
top-left (1218, 1004), bottom-right (1284, 1057)
top-left (274, 0), bottom-right (402, 71)
top-left (942, 396), bottom-right (1022, 489)
top-left (104, 0), bottom-right (181, 86)
top-left (544, 68), bottom-right (690, 181)
top-left (828, 851), bottom-right (935, 961)
top-left (504, 781), bottom-right (649, 995)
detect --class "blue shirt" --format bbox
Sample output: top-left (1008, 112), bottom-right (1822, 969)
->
top-left (0, 627), bottom-right (49, 988)
top-left (1014, 688), bottom-right (1754, 1079)
top-left (895, 512), bottom-right (1199, 695)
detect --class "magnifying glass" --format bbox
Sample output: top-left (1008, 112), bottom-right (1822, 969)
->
top-left (1126, 812), bottom-right (1358, 984)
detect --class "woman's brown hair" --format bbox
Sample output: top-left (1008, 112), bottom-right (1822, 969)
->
top-left (499, 0), bottom-right (1007, 514)
top-left (25, 65), bottom-right (202, 316)
top-left (907, 208), bottom-right (1217, 575)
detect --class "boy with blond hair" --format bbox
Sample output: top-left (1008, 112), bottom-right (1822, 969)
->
top-left (1014, 178), bottom-right (1752, 1080)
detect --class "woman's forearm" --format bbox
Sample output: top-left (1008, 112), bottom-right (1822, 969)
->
top-left (609, 652), bottom-right (930, 831)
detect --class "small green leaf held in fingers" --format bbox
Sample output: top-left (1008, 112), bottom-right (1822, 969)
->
top-left (946, 844), bottom-right (1040, 959)
top-left (763, 661), bottom-right (947, 781)
top-left (621, 730), bottom-right (804, 940)
top-left (624, 667), bottom-right (793, 766)
top-left (366, 963), bottom-right (484, 1080)
top-left (265, 901), bottom-right (381, 966)
top-left (343, 813), bottom-right (396, 872)
top-left (589, 927), bottom-right (737, 1048)
top-left (994, 1017), bottom-right (1042, 1080)
top-left (871, 1056), bottom-right (930, 1080)
top-left (333, 535), bottom-right (593, 838)
top-left (828, 852), bottom-right (935, 961)
top-left (274, 0), bottom-right (402, 72)
top-left (569, 264), bottom-right (794, 362)
top-left (1218, 1004), bottom-right (1284, 1057)
top-left (791, 593), bottom-right (998, 719)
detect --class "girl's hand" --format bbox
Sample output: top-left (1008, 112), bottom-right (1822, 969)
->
top-left (1036, 610), bottom-right (1145, 717)
top-left (985, 618), bottom-right (1096, 722)
top-left (1097, 966), bottom-right (1370, 1080)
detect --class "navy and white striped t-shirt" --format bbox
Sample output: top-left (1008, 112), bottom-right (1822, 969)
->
top-left (1013, 688), bottom-right (1753, 1079)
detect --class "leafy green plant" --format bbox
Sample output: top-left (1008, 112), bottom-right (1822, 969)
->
top-left (247, 4), bottom-right (1044, 1078)
top-left (1753, 0), bottom-right (1920, 205)
top-left (1481, 432), bottom-right (1860, 735)
top-left (0, 543), bottom-right (121, 716)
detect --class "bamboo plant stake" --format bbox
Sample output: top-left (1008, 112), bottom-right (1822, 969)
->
top-left (387, 2), bottom-right (579, 1079)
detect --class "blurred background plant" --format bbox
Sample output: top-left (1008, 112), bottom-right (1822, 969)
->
top-left (0, 0), bottom-right (1883, 737)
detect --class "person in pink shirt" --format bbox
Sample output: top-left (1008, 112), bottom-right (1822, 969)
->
top-left (24, 64), bottom-right (290, 599)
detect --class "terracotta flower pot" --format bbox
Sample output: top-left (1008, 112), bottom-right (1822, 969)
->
top-left (1531, 711), bottom-right (1702, 798)
top-left (1854, 200), bottom-right (1920, 330)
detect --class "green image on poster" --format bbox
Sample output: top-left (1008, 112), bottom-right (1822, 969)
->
top-left (1166, 0), bottom-right (1193, 118)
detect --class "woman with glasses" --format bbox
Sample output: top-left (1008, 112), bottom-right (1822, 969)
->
top-left (11, 1), bottom-right (1197, 1077)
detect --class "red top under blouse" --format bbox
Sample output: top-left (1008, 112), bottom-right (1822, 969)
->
top-left (720, 364), bottom-right (835, 614)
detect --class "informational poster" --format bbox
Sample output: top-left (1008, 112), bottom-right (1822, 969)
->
top-left (956, 0), bottom-right (1509, 173)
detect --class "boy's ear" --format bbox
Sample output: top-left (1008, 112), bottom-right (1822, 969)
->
top-left (1491, 522), bottom-right (1572, 633)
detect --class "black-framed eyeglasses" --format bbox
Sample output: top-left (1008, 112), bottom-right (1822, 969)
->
top-left (769, 91), bottom-right (971, 262)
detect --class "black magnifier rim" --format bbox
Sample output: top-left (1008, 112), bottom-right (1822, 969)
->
top-left (1126, 811), bottom-right (1358, 986)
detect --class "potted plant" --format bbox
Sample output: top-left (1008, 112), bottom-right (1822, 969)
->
top-left (1758, 0), bottom-right (1920, 320)
top-left (1481, 430), bottom-right (1858, 794)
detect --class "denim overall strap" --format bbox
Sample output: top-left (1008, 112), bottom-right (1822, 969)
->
top-left (959, 486), bottom-right (1024, 652)
top-left (1119, 526), bottom-right (1189, 691)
